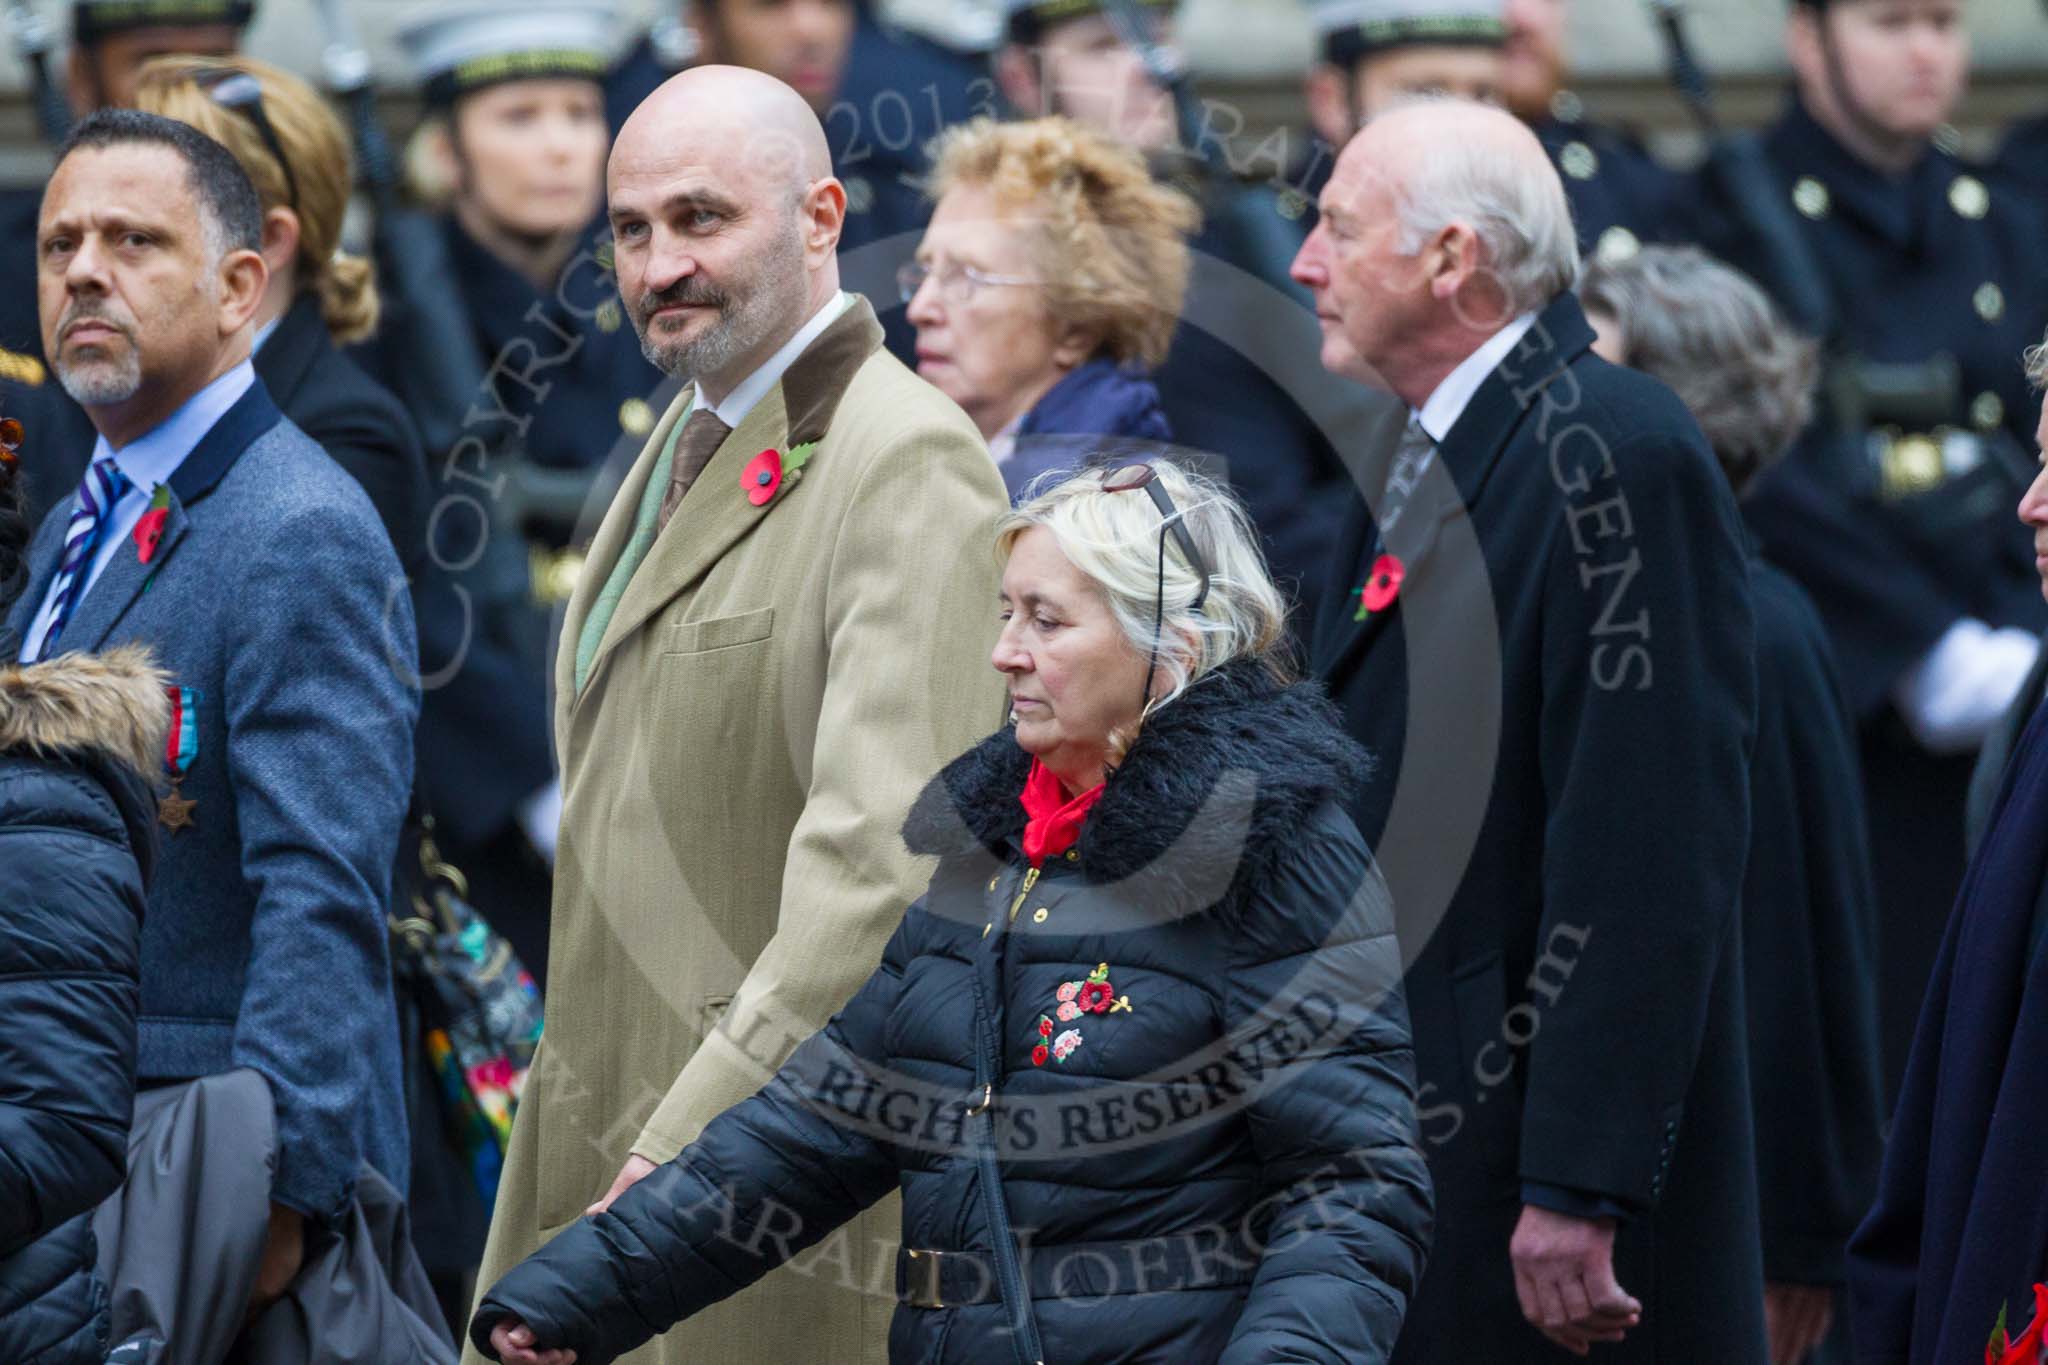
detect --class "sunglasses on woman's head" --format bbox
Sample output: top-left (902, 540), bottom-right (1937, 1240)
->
top-left (1101, 462), bottom-right (1212, 612)
top-left (194, 69), bottom-right (300, 215)
top-left (1101, 461), bottom-right (1214, 714)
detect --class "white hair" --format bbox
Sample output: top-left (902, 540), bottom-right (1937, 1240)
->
top-left (1388, 98), bottom-right (1582, 315)
top-left (2027, 328), bottom-right (2048, 392)
top-left (998, 459), bottom-right (1292, 725)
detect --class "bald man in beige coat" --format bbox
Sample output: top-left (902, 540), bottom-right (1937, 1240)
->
top-left (463, 68), bottom-right (1007, 1365)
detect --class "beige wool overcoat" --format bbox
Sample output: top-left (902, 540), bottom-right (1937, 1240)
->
top-left (464, 298), bottom-right (1009, 1364)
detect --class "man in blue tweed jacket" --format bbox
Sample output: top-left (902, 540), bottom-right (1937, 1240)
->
top-left (5, 110), bottom-right (416, 1304)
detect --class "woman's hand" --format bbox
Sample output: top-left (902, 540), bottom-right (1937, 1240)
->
top-left (490, 1318), bottom-right (577, 1365)
top-left (587, 1153), bottom-right (658, 1216)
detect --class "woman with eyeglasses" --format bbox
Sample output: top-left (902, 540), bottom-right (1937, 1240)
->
top-left (469, 458), bottom-right (1431, 1365)
top-left (132, 55), bottom-right (430, 573)
top-left (905, 116), bottom-right (1199, 499)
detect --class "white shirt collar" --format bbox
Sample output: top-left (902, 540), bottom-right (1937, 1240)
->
top-left (705, 291), bottom-right (853, 429)
top-left (987, 410), bottom-right (1024, 466)
top-left (1413, 311), bottom-right (1540, 444)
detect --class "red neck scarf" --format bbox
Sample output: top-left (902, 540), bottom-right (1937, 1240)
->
top-left (1019, 759), bottom-right (1105, 869)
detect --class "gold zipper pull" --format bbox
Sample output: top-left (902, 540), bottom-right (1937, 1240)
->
top-left (1008, 866), bottom-right (1041, 923)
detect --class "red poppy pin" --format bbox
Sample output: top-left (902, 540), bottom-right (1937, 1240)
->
top-left (1353, 554), bottom-right (1406, 622)
top-left (1987, 1285), bottom-right (2048, 1364)
top-left (741, 440), bottom-right (819, 507)
top-left (134, 485), bottom-right (171, 565)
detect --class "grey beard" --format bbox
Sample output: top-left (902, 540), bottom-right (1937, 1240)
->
top-left (639, 280), bottom-right (786, 382)
top-left (56, 350), bottom-right (143, 407)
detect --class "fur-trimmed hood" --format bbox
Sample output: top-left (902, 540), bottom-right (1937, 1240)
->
top-left (903, 659), bottom-right (1371, 914)
top-left (0, 645), bottom-right (170, 777)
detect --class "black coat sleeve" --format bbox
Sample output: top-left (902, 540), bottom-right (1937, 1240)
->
top-left (468, 915), bottom-right (912, 1363)
top-left (1517, 425), bottom-right (1757, 1210)
top-left (0, 758), bottom-right (145, 1255)
top-left (1220, 805), bottom-right (1433, 1364)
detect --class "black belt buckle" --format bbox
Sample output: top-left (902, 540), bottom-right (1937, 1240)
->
top-left (906, 1247), bottom-right (945, 1310)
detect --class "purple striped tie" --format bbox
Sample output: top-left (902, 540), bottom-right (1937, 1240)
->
top-left (37, 457), bottom-right (131, 661)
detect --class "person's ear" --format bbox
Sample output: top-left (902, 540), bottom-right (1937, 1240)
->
top-left (258, 207), bottom-right (300, 282)
top-left (993, 45), bottom-right (1044, 117)
top-left (802, 178), bottom-right (848, 264)
top-left (216, 246), bottom-right (268, 337)
top-left (1052, 323), bottom-right (1101, 370)
top-left (1146, 624), bottom-right (1205, 702)
top-left (1304, 63), bottom-right (1357, 147)
top-left (1427, 222), bottom-right (1482, 300)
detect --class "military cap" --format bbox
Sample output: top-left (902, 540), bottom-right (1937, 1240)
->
top-left (1003, 0), bottom-right (1177, 46)
top-left (397, 1), bottom-right (620, 109)
top-left (1308, 0), bottom-right (1506, 67)
top-left (72, 0), bottom-right (256, 46)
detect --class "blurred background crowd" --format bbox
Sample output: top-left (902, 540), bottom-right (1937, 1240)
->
top-left (2, 0), bottom-right (2048, 1361)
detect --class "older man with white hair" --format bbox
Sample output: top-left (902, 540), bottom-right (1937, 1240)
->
top-left (1296, 99), bottom-right (1766, 1362)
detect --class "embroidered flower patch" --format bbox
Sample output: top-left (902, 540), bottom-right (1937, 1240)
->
top-left (1026, 963), bottom-right (1134, 1066)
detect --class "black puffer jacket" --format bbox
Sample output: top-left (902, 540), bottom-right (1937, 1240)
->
top-left (0, 646), bottom-right (165, 1365)
top-left (473, 661), bottom-right (1433, 1363)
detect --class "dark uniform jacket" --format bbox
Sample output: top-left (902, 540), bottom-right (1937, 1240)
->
top-left (257, 295), bottom-right (430, 571)
top-left (1687, 93), bottom-right (2048, 1098)
top-left (470, 662), bottom-right (1432, 1365)
top-left (1530, 102), bottom-right (1683, 262)
top-left (1313, 292), bottom-right (1766, 1363)
top-left (1991, 112), bottom-right (2048, 211)
top-left (1688, 93), bottom-right (2048, 695)
top-left (0, 647), bottom-right (164, 1365)
top-left (1742, 558), bottom-right (1885, 1287)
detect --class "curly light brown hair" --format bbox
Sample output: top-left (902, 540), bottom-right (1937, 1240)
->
top-left (924, 115), bottom-right (1199, 371)
top-left (135, 54), bottom-right (381, 345)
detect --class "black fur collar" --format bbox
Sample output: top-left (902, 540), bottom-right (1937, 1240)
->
top-left (903, 660), bottom-right (1371, 914)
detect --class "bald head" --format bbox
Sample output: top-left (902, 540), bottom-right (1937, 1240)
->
top-left (614, 64), bottom-right (833, 199)
top-left (607, 64), bottom-right (847, 402)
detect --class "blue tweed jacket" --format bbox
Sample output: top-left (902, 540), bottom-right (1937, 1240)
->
top-left (5, 378), bottom-right (418, 1220)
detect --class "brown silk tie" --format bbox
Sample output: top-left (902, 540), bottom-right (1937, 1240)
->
top-left (656, 406), bottom-right (733, 532)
